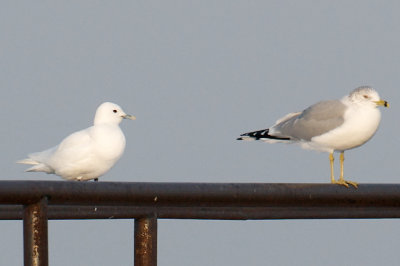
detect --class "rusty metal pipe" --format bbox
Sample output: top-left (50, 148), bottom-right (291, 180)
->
top-left (0, 181), bottom-right (400, 207)
top-left (23, 197), bottom-right (48, 266)
top-left (3, 205), bottom-right (400, 220)
top-left (0, 182), bottom-right (400, 220)
top-left (134, 215), bottom-right (157, 266)
top-left (1, 181), bottom-right (400, 266)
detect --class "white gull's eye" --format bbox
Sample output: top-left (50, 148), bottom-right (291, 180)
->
top-left (363, 95), bottom-right (369, 99)
top-left (113, 109), bottom-right (118, 113)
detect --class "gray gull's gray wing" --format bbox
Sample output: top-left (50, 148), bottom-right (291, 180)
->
top-left (271, 100), bottom-right (347, 141)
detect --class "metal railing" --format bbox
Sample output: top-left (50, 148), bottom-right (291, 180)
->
top-left (1, 181), bottom-right (400, 266)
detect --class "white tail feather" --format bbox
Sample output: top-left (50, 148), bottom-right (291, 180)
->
top-left (25, 163), bottom-right (53, 173)
top-left (16, 158), bottom-right (39, 165)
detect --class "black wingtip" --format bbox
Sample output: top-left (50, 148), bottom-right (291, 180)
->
top-left (238, 128), bottom-right (290, 141)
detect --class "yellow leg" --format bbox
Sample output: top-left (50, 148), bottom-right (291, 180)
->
top-left (332, 152), bottom-right (358, 188)
top-left (339, 152), bottom-right (344, 181)
top-left (329, 153), bottom-right (335, 184)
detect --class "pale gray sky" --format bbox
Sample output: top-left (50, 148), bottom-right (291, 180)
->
top-left (1, 1), bottom-right (400, 265)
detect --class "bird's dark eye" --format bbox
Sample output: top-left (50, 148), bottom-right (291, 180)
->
top-left (113, 109), bottom-right (118, 113)
top-left (363, 95), bottom-right (369, 99)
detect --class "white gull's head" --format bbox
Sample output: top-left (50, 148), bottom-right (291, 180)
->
top-left (94, 102), bottom-right (136, 125)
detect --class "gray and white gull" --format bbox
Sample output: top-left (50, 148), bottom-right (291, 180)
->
top-left (238, 86), bottom-right (389, 188)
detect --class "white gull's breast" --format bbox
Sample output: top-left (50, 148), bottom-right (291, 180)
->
top-left (310, 103), bottom-right (381, 152)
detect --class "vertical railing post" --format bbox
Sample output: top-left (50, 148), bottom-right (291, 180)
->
top-left (23, 197), bottom-right (48, 266)
top-left (134, 215), bottom-right (157, 266)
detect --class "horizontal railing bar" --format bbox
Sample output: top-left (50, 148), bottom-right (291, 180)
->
top-left (1, 181), bottom-right (400, 220)
top-left (0, 181), bottom-right (400, 207)
top-left (2, 205), bottom-right (400, 220)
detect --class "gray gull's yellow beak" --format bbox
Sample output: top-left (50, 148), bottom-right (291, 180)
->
top-left (374, 99), bottom-right (389, 108)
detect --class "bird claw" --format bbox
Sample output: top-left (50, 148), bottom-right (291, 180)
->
top-left (332, 179), bottom-right (358, 188)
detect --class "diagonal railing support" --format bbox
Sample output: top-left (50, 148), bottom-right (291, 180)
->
top-left (23, 196), bottom-right (48, 266)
